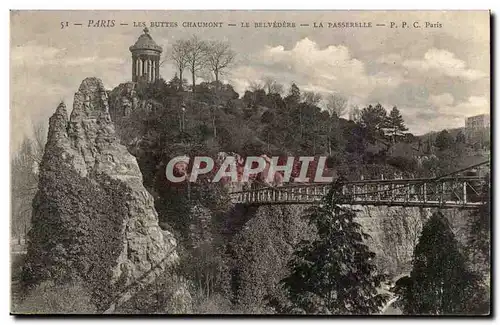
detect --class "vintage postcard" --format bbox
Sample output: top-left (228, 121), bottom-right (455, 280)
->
top-left (10, 10), bottom-right (491, 315)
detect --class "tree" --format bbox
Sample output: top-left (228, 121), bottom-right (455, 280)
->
top-left (348, 105), bottom-right (361, 123)
top-left (248, 81), bottom-right (265, 92)
top-left (283, 83), bottom-right (303, 138)
top-left (263, 77), bottom-right (284, 95)
top-left (185, 35), bottom-right (208, 92)
top-left (395, 212), bottom-right (487, 315)
top-left (280, 180), bottom-right (387, 314)
top-left (165, 39), bottom-right (190, 90)
top-left (467, 174), bottom-right (491, 276)
top-left (11, 123), bottom-right (46, 239)
top-left (205, 40), bottom-right (236, 84)
top-left (385, 106), bottom-right (408, 143)
top-left (286, 83), bottom-right (301, 105)
top-left (434, 130), bottom-right (454, 151)
top-left (231, 205), bottom-right (313, 312)
top-left (242, 84), bottom-right (266, 108)
top-left (302, 91), bottom-right (322, 106)
top-left (360, 104), bottom-right (387, 132)
top-left (167, 73), bottom-right (188, 91)
top-left (325, 94), bottom-right (348, 118)
top-left (455, 130), bottom-right (466, 144)
top-left (323, 94), bottom-right (347, 155)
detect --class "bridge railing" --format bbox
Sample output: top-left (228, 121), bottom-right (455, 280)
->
top-left (230, 175), bottom-right (487, 209)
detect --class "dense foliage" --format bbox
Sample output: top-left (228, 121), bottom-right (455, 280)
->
top-left (12, 63), bottom-right (490, 314)
top-left (228, 205), bottom-right (312, 313)
top-left (394, 212), bottom-right (488, 315)
top-left (22, 145), bottom-right (130, 311)
top-left (279, 180), bottom-right (388, 314)
top-left (467, 174), bottom-right (491, 277)
top-left (116, 268), bottom-right (192, 314)
top-left (14, 280), bottom-right (97, 314)
top-left (105, 75), bottom-right (490, 314)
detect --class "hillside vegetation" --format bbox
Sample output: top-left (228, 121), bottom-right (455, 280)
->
top-left (10, 74), bottom-right (490, 313)
top-left (102, 76), bottom-right (490, 314)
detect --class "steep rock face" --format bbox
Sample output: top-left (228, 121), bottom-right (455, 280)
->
top-left (24, 77), bottom-right (190, 312)
top-left (354, 206), bottom-right (430, 277)
top-left (356, 206), bottom-right (471, 277)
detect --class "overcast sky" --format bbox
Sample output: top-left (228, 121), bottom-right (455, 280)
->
top-left (10, 10), bottom-right (490, 152)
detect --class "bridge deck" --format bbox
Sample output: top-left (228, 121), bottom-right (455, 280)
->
top-left (229, 175), bottom-right (488, 209)
top-left (237, 199), bottom-right (484, 209)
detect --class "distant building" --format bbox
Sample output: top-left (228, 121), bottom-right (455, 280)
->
top-left (465, 114), bottom-right (490, 149)
top-left (130, 27), bottom-right (163, 82)
top-left (465, 114), bottom-right (490, 130)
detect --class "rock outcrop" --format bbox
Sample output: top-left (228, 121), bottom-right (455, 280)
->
top-left (355, 206), bottom-right (430, 276)
top-left (24, 77), bottom-right (191, 313)
top-left (108, 81), bottom-right (162, 122)
top-left (356, 206), bottom-right (471, 277)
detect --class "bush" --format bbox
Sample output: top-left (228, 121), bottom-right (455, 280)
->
top-left (116, 269), bottom-right (192, 314)
top-left (387, 156), bottom-right (418, 173)
top-left (13, 280), bottom-right (96, 314)
top-left (179, 242), bottom-right (231, 299)
top-left (192, 292), bottom-right (238, 314)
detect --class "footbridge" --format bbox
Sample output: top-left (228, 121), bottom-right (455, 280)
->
top-left (229, 161), bottom-right (490, 209)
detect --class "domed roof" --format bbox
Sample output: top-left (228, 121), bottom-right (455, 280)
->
top-left (129, 28), bottom-right (163, 53)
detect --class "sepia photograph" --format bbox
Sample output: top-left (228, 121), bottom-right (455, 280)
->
top-left (9, 10), bottom-right (491, 315)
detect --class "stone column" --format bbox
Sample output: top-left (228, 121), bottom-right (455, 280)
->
top-left (152, 60), bottom-right (156, 81)
top-left (148, 59), bottom-right (152, 82)
top-left (134, 58), bottom-right (139, 81)
top-left (155, 58), bottom-right (160, 80)
top-left (153, 59), bottom-right (157, 80)
top-left (132, 56), bottom-right (137, 82)
top-left (151, 58), bottom-right (155, 81)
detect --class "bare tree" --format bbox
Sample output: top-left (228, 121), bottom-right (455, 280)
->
top-left (302, 91), bottom-right (322, 105)
top-left (323, 94), bottom-right (347, 155)
top-left (205, 40), bottom-right (236, 85)
top-left (185, 35), bottom-right (208, 92)
top-left (263, 76), bottom-right (284, 95)
top-left (325, 94), bottom-right (348, 117)
top-left (163, 39), bottom-right (190, 90)
top-left (31, 122), bottom-right (46, 164)
top-left (11, 122), bottom-right (47, 239)
top-left (263, 77), bottom-right (274, 93)
top-left (248, 81), bottom-right (265, 92)
top-left (349, 105), bottom-right (362, 123)
top-left (272, 83), bottom-right (284, 96)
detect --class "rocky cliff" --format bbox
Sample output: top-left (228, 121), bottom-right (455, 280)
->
top-left (356, 206), bottom-right (472, 277)
top-left (23, 77), bottom-right (191, 313)
top-left (355, 206), bottom-right (429, 276)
